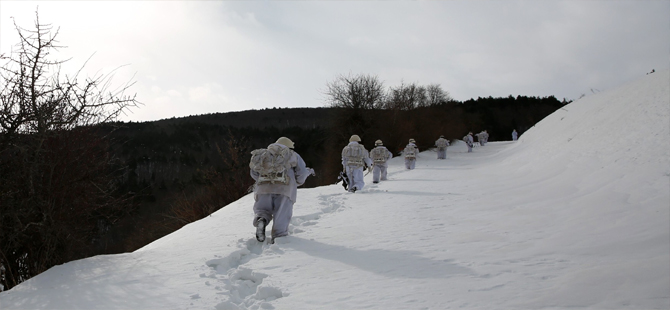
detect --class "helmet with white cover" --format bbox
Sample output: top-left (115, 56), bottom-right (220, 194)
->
top-left (275, 137), bottom-right (294, 149)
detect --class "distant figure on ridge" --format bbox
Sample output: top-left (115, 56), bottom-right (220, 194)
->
top-left (249, 137), bottom-right (315, 243)
top-left (341, 135), bottom-right (372, 193)
top-left (370, 139), bottom-right (393, 183)
top-left (435, 135), bottom-right (450, 159)
top-left (464, 132), bottom-right (474, 153)
top-left (512, 129), bottom-right (518, 141)
top-left (404, 138), bottom-right (419, 169)
top-left (475, 131), bottom-right (486, 146)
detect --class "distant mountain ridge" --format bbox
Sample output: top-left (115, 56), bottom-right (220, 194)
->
top-left (150, 107), bottom-right (335, 130)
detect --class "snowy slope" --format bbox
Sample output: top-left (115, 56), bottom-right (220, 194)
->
top-left (1, 71), bottom-right (668, 310)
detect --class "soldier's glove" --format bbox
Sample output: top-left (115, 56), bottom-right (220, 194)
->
top-left (308, 168), bottom-right (316, 176)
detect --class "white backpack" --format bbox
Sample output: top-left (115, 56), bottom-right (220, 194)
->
top-left (404, 144), bottom-right (417, 159)
top-left (249, 144), bottom-right (293, 184)
top-left (370, 147), bottom-right (388, 163)
top-left (342, 144), bottom-right (365, 167)
top-left (436, 138), bottom-right (448, 148)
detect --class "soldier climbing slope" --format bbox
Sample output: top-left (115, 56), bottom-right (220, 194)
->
top-left (249, 137), bottom-right (314, 243)
top-left (370, 139), bottom-right (393, 183)
top-left (464, 132), bottom-right (474, 153)
top-left (404, 138), bottom-right (419, 169)
top-left (435, 135), bottom-right (450, 159)
top-left (341, 135), bottom-right (372, 193)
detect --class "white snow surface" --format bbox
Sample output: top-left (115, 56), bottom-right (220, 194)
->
top-left (1, 71), bottom-right (669, 309)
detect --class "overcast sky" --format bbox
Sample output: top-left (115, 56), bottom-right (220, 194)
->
top-left (1, 1), bottom-right (668, 122)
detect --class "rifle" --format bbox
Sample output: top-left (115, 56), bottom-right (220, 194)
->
top-left (364, 163), bottom-right (374, 177)
top-left (336, 171), bottom-right (349, 190)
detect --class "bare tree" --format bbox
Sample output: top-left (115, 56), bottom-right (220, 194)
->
top-left (384, 82), bottom-right (426, 110)
top-left (424, 84), bottom-right (453, 106)
top-left (0, 17), bottom-right (137, 138)
top-left (323, 73), bottom-right (386, 145)
top-left (0, 11), bottom-right (138, 291)
top-left (324, 73), bottom-right (385, 110)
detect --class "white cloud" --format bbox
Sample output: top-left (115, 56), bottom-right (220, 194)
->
top-left (167, 90), bottom-right (182, 98)
top-left (188, 84), bottom-right (215, 103)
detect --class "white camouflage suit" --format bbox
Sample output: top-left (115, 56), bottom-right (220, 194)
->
top-left (404, 141), bottom-right (419, 170)
top-left (251, 141), bottom-right (311, 240)
top-left (435, 137), bottom-right (449, 159)
top-left (464, 133), bottom-right (474, 153)
top-left (475, 132), bottom-right (485, 146)
top-left (341, 136), bottom-right (373, 192)
top-left (370, 143), bottom-right (393, 183)
top-left (476, 131), bottom-right (489, 145)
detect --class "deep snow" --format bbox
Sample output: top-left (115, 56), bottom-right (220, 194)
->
top-left (1, 70), bottom-right (668, 310)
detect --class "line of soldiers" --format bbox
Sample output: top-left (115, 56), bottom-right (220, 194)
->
top-left (341, 134), bottom-right (454, 192)
top-left (246, 134), bottom-right (419, 243)
top-left (249, 130), bottom-right (504, 243)
top-left (463, 130), bottom-right (490, 152)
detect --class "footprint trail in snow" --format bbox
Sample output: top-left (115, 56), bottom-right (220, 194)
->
top-left (202, 191), bottom-right (350, 309)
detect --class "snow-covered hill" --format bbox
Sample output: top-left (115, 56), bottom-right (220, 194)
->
top-left (1, 71), bottom-right (668, 310)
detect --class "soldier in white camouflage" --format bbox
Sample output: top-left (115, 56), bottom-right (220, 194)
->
top-left (370, 139), bottom-right (393, 183)
top-left (341, 135), bottom-right (372, 192)
top-left (250, 137), bottom-right (313, 243)
top-left (404, 138), bottom-right (419, 169)
top-left (464, 132), bottom-right (474, 153)
top-left (435, 135), bottom-right (449, 159)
